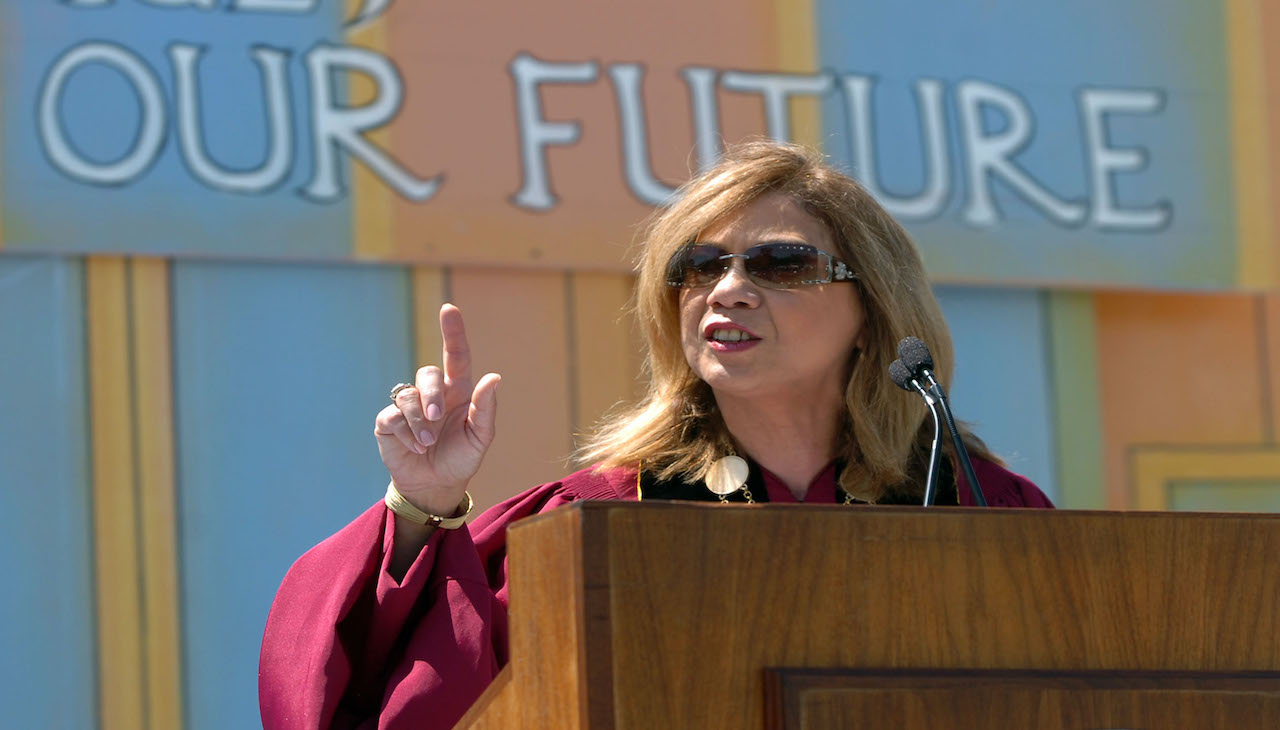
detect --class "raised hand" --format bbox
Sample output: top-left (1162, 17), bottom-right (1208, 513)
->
top-left (374, 304), bottom-right (500, 517)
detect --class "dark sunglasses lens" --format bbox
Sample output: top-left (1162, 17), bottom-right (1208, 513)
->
top-left (667, 245), bottom-right (725, 287)
top-left (746, 244), bottom-right (826, 286)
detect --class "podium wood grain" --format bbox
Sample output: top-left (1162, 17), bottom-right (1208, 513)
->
top-left (457, 502), bottom-right (1280, 729)
top-left (767, 670), bottom-right (1280, 729)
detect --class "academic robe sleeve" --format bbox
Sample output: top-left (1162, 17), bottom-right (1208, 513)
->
top-left (959, 456), bottom-right (1055, 508)
top-left (257, 473), bottom-right (621, 730)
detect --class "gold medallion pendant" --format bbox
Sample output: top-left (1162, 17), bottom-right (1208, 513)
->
top-left (706, 455), bottom-right (750, 502)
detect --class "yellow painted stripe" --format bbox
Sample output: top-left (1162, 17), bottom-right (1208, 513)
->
top-left (1226, 0), bottom-right (1275, 289)
top-left (568, 273), bottom-right (640, 438)
top-left (130, 258), bottom-right (184, 730)
top-left (348, 9), bottom-right (394, 260)
top-left (87, 256), bottom-right (145, 730)
top-left (1134, 447), bottom-right (1280, 510)
top-left (412, 266), bottom-right (447, 367)
top-left (774, 0), bottom-right (822, 147)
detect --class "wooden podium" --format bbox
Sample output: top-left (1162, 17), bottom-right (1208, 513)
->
top-left (457, 502), bottom-right (1280, 729)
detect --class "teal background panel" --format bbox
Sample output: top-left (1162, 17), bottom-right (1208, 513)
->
top-left (1, 0), bottom-right (352, 259)
top-left (1170, 480), bottom-right (1280, 512)
top-left (172, 261), bottom-right (414, 730)
top-left (935, 285), bottom-right (1057, 502)
top-left (0, 254), bottom-right (95, 729)
top-left (815, 0), bottom-right (1234, 289)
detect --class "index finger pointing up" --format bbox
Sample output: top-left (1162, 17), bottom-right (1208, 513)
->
top-left (440, 303), bottom-right (473, 409)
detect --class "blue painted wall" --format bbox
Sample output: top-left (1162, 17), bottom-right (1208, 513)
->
top-left (0, 255), bottom-right (96, 730)
top-left (936, 285), bottom-right (1057, 501)
top-left (171, 260), bottom-right (414, 730)
top-left (1, 0), bottom-right (351, 258)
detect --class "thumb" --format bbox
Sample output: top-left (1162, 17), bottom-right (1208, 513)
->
top-left (465, 373), bottom-right (501, 448)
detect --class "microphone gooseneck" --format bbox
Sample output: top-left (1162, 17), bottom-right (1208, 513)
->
top-left (888, 358), bottom-right (942, 506)
top-left (893, 337), bottom-right (989, 507)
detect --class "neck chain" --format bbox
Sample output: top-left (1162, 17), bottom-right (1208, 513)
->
top-left (704, 455), bottom-right (864, 505)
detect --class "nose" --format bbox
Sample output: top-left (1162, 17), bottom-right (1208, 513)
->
top-left (705, 258), bottom-right (761, 309)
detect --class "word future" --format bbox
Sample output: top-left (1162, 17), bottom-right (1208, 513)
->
top-left (510, 57), bottom-right (1170, 231)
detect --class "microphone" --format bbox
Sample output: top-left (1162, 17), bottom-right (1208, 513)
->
top-left (897, 336), bottom-right (934, 378)
top-left (895, 337), bottom-right (989, 507)
top-left (889, 358), bottom-right (943, 506)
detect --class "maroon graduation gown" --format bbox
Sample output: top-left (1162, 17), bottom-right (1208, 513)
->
top-left (259, 458), bottom-right (1052, 729)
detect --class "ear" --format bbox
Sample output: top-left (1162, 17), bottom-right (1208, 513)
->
top-left (854, 328), bottom-right (869, 352)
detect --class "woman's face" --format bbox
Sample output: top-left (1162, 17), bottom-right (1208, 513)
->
top-left (677, 192), bottom-right (868, 406)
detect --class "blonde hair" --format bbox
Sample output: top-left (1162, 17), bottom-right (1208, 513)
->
top-left (577, 140), bottom-right (995, 501)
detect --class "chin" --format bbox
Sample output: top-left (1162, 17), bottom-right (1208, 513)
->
top-left (697, 369), bottom-right (767, 398)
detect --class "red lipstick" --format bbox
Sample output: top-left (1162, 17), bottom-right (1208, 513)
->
top-left (703, 322), bottom-right (761, 352)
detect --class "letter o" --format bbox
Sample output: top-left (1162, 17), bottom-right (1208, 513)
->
top-left (38, 42), bottom-right (166, 185)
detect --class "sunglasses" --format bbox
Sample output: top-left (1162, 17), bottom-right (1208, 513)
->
top-left (664, 242), bottom-right (856, 290)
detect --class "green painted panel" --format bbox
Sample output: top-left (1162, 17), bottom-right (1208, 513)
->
top-left (1045, 291), bottom-right (1106, 510)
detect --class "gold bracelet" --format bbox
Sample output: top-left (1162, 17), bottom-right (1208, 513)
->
top-left (384, 482), bottom-right (474, 529)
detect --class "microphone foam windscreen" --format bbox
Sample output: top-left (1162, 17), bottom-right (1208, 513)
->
top-left (897, 336), bottom-right (934, 374)
top-left (888, 359), bottom-right (915, 391)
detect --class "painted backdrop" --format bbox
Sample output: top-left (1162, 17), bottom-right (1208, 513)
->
top-left (3, 1), bottom-right (1279, 729)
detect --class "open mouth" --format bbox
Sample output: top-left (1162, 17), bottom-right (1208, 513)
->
top-left (704, 325), bottom-right (761, 350)
top-left (707, 328), bottom-right (758, 343)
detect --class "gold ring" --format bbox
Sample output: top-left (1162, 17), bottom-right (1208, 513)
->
top-left (389, 382), bottom-right (414, 400)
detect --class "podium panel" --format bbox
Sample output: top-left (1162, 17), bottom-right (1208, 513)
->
top-left (766, 669), bottom-right (1280, 729)
top-left (458, 503), bottom-right (1280, 729)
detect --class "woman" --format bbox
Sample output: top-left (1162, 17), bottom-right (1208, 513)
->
top-left (258, 140), bottom-right (1052, 730)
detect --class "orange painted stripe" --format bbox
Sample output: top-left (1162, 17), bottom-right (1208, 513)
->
top-left (450, 268), bottom-right (573, 511)
top-left (412, 266), bottom-right (447, 368)
top-left (1095, 292), bottom-right (1267, 508)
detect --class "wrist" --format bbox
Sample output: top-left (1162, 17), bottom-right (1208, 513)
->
top-left (391, 511), bottom-right (436, 544)
top-left (391, 478), bottom-right (468, 515)
top-left (385, 482), bottom-right (473, 529)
